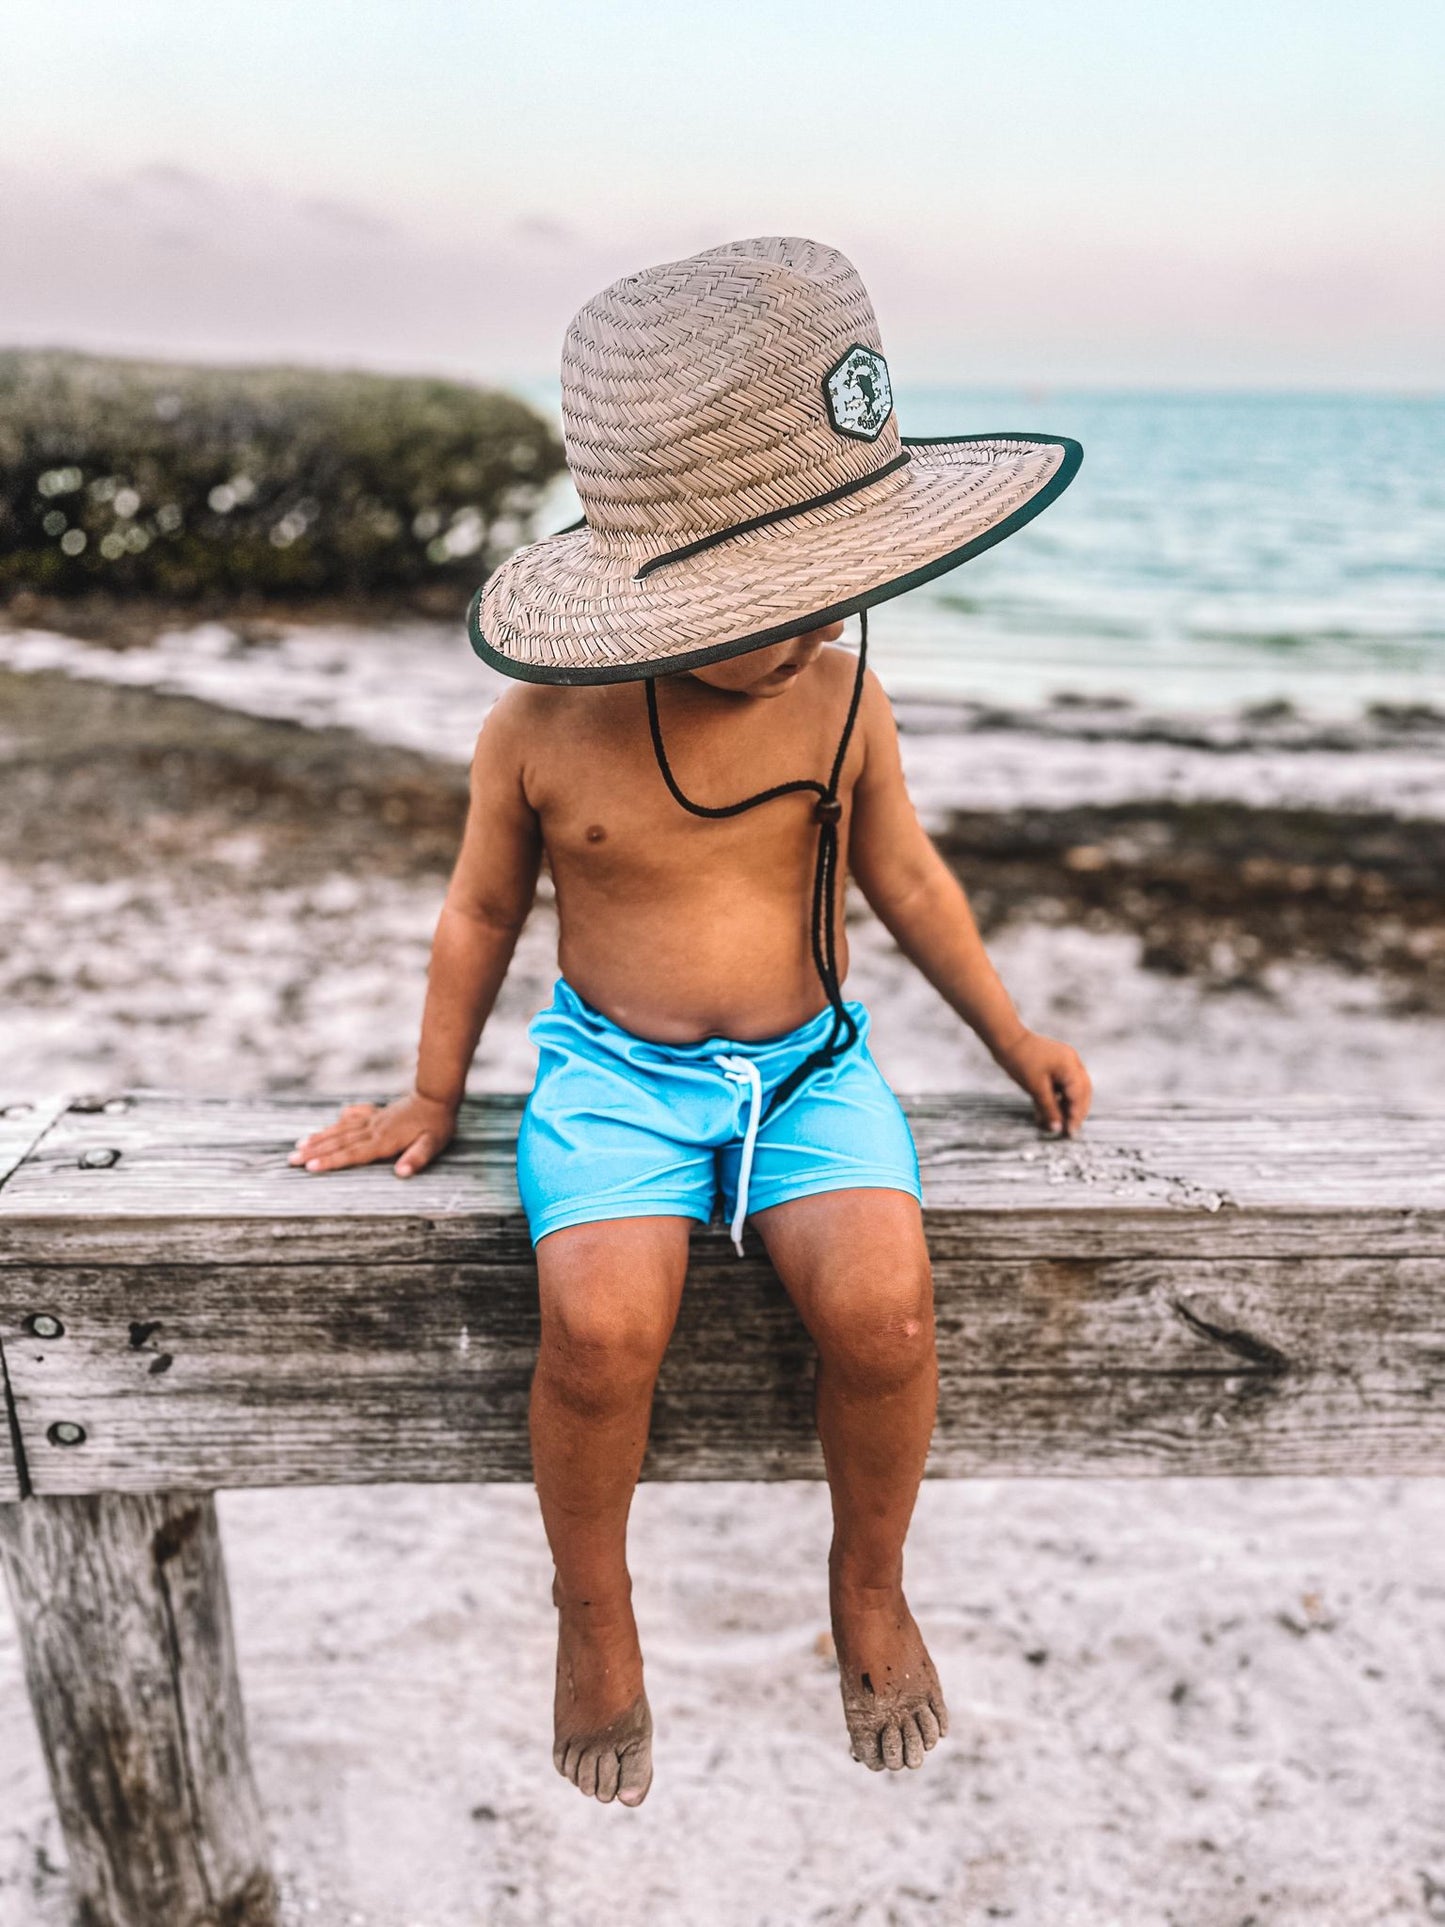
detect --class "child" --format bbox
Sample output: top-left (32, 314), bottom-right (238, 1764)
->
top-left (291, 237), bottom-right (1091, 1807)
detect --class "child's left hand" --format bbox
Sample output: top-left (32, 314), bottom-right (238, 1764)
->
top-left (991, 1028), bottom-right (1093, 1138)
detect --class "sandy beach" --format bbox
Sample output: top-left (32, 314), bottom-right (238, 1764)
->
top-left (1, 616), bottom-right (1442, 1926)
top-left (3, 0), bottom-right (1442, 1900)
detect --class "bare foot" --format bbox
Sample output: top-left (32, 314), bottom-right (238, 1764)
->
top-left (831, 1574), bottom-right (948, 1771)
top-left (551, 1576), bottom-right (654, 1805)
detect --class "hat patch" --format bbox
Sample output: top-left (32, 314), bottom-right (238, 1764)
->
top-left (824, 346), bottom-right (893, 442)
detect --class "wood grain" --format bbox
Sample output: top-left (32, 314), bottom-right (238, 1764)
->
top-left (3, 1251), bottom-right (1442, 1487)
top-left (0, 1101), bottom-right (70, 1500)
top-left (0, 1091), bottom-right (1441, 1262)
top-left (1, 1091), bottom-right (1442, 1491)
top-left (0, 1491), bottom-right (275, 1926)
top-left (0, 1094), bottom-right (69, 1188)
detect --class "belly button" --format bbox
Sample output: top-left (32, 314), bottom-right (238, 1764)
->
top-left (585, 823), bottom-right (607, 843)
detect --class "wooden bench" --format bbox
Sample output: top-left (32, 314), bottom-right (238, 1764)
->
top-left (2, 1089), bottom-right (1442, 1927)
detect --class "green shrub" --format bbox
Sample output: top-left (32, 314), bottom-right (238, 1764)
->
top-left (0, 350), bottom-right (564, 600)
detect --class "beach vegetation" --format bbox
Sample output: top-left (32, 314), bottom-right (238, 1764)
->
top-left (0, 350), bottom-right (564, 603)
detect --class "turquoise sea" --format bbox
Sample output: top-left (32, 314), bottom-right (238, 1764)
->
top-left (529, 387), bottom-right (1445, 720)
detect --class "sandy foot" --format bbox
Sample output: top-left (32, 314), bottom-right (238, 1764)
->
top-left (551, 1580), bottom-right (653, 1807)
top-left (832, 1577), bottom-right (949, 1771)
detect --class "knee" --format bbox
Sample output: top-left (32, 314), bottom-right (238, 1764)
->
top-left (538, 1289), bottom-right (673, 1415)
top-left (810, 1256), bottom-right (936, 1393)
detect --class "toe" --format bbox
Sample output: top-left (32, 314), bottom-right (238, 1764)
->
top-left (916, 1702), bottom-right (941, 1749)
top-left (596, 1748), bottom-right (621, 1803)
top-left (880, 1721), bottom-right (905, 1771)
top-left (561, 1739), bottom-right (582, 1784)
top-left (931, 1691), bottom-right (950, 1738)
top-left (576, 1745), bottom-right (600, 1799)
top-left (617, 1742), bottom-right (652, 1807)
top-left (901, 1714), bottom-right (925, 1769)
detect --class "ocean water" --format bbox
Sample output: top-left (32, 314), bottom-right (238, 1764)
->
top-left (526, 387), bottom-right (1445, 720)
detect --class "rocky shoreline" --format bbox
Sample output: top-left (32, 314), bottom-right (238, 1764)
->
top-left (934, 797), bottom-right (1443, 1011)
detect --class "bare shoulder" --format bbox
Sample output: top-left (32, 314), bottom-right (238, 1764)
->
top-left (856, 659), bottom-right (896, 724)
top-left (472, 681), bottom-right (567, 780)
top-left (474, 681), bottom-right (552, 749)
top-left (849, 658), bottom-right (904, 781)
top-left (817, 643), bottom-right (891, 707)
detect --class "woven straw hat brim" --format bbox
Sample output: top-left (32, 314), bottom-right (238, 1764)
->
top-left (471, 432), bottom-right (1081, 685)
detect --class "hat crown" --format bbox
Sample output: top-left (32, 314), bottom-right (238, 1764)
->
top-left (561, 236), bottom-right (900, 544)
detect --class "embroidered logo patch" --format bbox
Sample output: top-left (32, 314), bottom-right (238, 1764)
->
top-left (823, 345), bottom-right (893, 442)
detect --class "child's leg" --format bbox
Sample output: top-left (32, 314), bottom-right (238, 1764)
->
top-left (752, 1186), bottom-right (949, 1772)
top-left (530, 1213), bottom-right (692, 1806)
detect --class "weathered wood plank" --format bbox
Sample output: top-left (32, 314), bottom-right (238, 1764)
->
top-left (0, 1092), bottom-right (69, 1189)
top-left (4, 1253), bottom-right (1442, 1489)
top-left (0, 1338), bottom-right (23, 1503)
top-left (9, 1205), bottom-right (1440, 1267)
top-left (0, 1491), bottom-right (276, 1926)
top-left (0, 1090), bottom-right (57, 1501)
top-left (1, 1091), bottom-right (1441, 1262)
top-left (1, 1092), bottom-right (1441, 1489)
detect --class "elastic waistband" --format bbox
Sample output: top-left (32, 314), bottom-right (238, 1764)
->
top-left (540, 975), bottom-right (868, 1066)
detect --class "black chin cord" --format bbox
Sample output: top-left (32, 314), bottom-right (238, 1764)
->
top-left (644, 609), bottom-right (870, 1122)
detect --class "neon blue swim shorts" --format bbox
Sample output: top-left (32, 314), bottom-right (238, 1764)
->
top-left (517, 977), bottom-right (922, 1254)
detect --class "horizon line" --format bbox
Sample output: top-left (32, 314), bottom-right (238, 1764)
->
top-left (3, 339), bottom-right (1441, 407)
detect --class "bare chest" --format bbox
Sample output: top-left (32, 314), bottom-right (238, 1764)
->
top-left (525, 688), bottom-right (861, 887)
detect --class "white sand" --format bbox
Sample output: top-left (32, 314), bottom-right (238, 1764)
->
top-left (4, 1476), bottom-right (1442, 1927)
top-left (1, 626), bottom-right (1442, 1925)
top-left (3, 864), bottom-right (1441, 1104)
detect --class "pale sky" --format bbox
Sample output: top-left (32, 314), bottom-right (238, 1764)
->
top-left (2, 0), bottom-right (1442, 390)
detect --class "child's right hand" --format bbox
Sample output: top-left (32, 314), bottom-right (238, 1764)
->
top-left (287, 1091), bottom-right (458, 1178)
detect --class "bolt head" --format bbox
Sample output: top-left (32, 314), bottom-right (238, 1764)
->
top-left (78, 1147), bottom-right (121, 1170)
top-left (24, 1314), bottom-right (65, 1340)
top-left (47, 1421), bottom-right (87, 1447)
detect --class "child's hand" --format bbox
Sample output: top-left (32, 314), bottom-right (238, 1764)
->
top-left (991, 1029), bottom-right (1093, 1138)
top-left (287, 1091), bottom-right (458, 1178)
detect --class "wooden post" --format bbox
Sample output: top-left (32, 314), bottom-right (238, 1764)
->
top-left (0, 1491), bottom-right (276, 1927)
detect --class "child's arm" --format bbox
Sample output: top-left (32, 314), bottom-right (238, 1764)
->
top-left (848, 672), bottom-right (1092, 1137)
top-left (290, 693), bottom-right (543, 1176)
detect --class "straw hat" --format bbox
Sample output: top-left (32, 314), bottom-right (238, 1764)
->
top-left (469, 235), bottom-right (1081, 684)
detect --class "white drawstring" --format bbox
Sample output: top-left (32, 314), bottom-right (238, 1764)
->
top-left (713, 1053), bottom-right (763, 1258)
